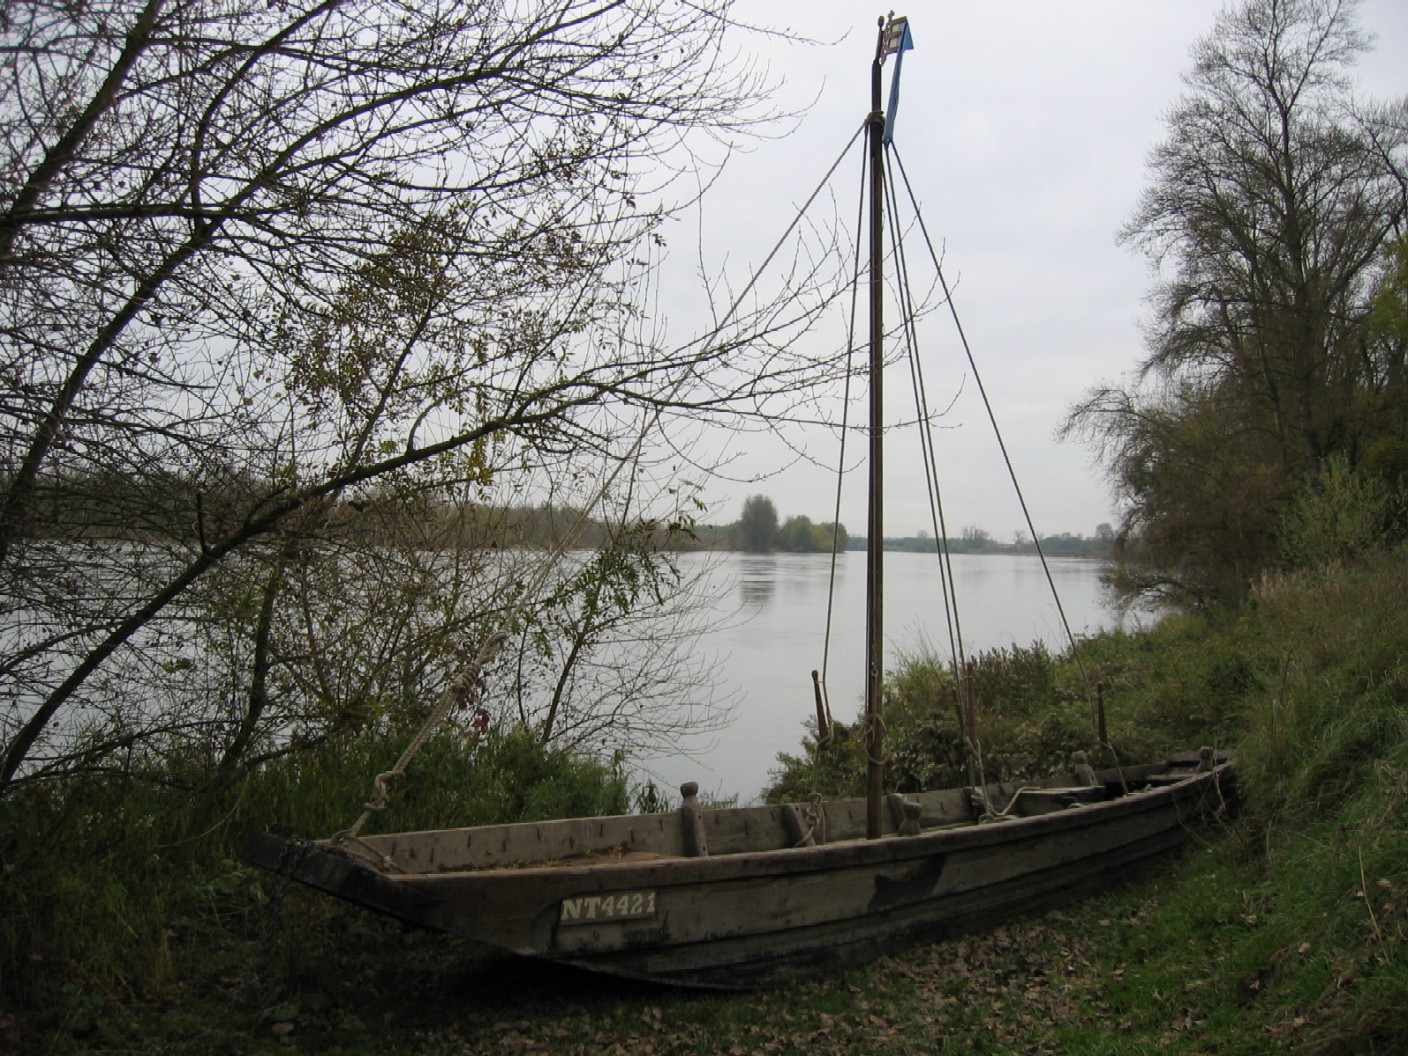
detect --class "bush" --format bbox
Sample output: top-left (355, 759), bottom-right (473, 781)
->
top-left (765, 642), bottom-right (1102, 800)
top-left (0, 723), bottom-right (631, 1045)
top-left (1278, 453), bottom-right (1403, 569)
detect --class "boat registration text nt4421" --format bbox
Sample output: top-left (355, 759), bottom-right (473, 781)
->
top-left (558, 891), bottom-right (657, 925)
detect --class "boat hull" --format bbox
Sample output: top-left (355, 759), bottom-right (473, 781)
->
top-left (247, 759), bottom-right (1233, 989)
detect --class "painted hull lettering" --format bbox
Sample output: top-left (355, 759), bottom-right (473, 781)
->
top-left (559, 890), bottom-right (657, 925)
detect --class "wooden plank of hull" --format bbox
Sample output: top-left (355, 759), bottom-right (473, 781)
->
top-left (244, 830), bottom-right (444, 929)
top-left (343, 772), bottom-right (1114, 872)
top-left (560, 824), bottom-right (1195, 989)
top-left (247, 762), bottom-right (1232, 988)
top-left (373, 810), bottom-right (689, 872)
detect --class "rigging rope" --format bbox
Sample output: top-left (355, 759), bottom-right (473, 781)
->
top-left (335, 631), bottom-right (507, 844)
top-left (807, 129), bottom-right (1107, 787)
top-left (888, 143), bottom-right (1102, 745)
top-left (880, 146), bottom-right (986, 789)
top-left (816, 134), bottom-right (872, 767)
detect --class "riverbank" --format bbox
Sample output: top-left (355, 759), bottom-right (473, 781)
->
top-left (2, 554), bottom-right (1404, 1053)
top-left (78, 829), bottom-right (1403, 1055)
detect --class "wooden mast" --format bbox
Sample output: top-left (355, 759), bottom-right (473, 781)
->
top-left (864, 17), bottom-right (887, 840)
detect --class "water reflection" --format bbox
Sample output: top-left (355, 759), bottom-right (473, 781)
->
top-left (735, 554), bottom-right (778, 607)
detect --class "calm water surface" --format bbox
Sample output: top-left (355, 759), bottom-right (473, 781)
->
top-left (635, 550), bottom-right (1148, 803)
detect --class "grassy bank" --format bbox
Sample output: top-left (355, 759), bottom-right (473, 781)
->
top-left (2, 556), bottom-right (1405, 1054)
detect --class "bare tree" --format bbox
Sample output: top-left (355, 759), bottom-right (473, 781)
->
top-left (508, 513), bottom-right (734, 757)
top-left (0, 0), bottom-right (856, 790)
top-left (1064, 0), bottom-right (1408, 605)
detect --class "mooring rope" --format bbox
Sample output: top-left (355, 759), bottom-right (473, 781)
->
top-left (335, 630), bottom-right (508, 844)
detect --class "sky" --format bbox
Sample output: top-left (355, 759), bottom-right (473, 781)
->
top-left (652, 0), bottom-right (1408, 541)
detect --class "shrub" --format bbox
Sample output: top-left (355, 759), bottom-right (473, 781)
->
top-left (765, 642), bottom-right (1100, 799)
top-left (0, 723), bottom-right (631, 1043)
top-left (1278, 453), bottom-right (1403, 569)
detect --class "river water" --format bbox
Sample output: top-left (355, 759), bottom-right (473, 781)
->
top-left (635, 550), bottom-right (1147, 803)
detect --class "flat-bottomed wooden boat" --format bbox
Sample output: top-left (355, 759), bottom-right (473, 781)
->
top-left (247, 750), bottom-right (1232, 989)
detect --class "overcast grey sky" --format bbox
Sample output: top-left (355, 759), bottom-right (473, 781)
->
top-left (656, 1), bottom-right (1407, 541)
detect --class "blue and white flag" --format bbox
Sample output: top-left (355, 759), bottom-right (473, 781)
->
top-left (882, 17), bottom-right (915, 146)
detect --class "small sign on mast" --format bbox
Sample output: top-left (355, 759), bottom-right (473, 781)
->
top-left (881, 15), bottom-right (911, 59)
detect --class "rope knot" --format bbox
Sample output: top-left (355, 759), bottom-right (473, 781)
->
top-left (364, 768), bottom-right (405, 813)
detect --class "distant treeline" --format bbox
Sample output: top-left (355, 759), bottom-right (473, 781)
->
top-left (17, 473), bottom-right (1111, 557)
top-left (13, 470), bottom-right (709, 551)
top-left (855, 530), bottom-right (1115, 558)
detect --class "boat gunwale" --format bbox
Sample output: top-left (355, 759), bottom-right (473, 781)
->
top-left (339, 757), bottom-right (1193, 855)
top-left (366, 762), bottom-right (1232, 885)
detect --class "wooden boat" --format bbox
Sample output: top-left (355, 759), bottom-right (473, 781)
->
top-left (246, 751), bottom-right (1232, 989)
top-left (247, 16), bottom-right (1235, 989)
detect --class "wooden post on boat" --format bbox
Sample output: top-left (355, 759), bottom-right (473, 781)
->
top-left (1096, 680), bottom-right (1109, 746)
top-left (863, 17), bottom-right (888, 841)
top-left (679, 782), bottom-right (708, 857)
top-left (811, 670), bottom-right (830, 746)
top-left (964, 659), bottom-right (980, 747)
